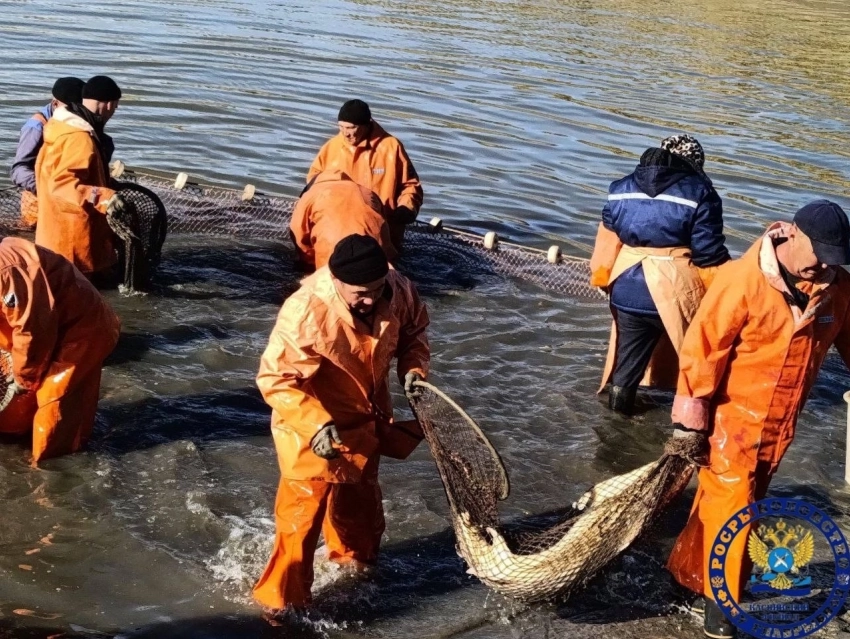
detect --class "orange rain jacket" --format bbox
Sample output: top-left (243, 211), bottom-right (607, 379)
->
top-left (0, 237), bottom-right (120, 461)
top-left (672, 222), bottom-right (850, 474)
top-left (34, 106), bottom-right (117, 275)
top-left (307, 121), bottom-right (423, 250)
top-left (290, 171), bottom-right (398, 270)
top-left (256, 267), bottom-right (430, 483)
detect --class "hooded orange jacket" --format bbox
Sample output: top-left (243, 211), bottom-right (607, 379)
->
top-left (290, 171), bottom-right (398, 270)
top-left (257, 267), bottom-right (430, 483)
top-left (34, 106), bottom-right (116, 274)
top-left (672, 223), bottom-right (850, 473)
top-left (307, 121), bottom-right (423, 249)
top-left (0, 237), bottom-right (120, 460)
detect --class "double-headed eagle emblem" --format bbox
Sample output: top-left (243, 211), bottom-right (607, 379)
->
top-left (748, 519), bottom-right (814, 593)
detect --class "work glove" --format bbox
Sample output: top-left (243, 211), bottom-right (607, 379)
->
top-left (9, 380), bottom-right (30, 396)
top-left (105, 193), bottom-right (140, 242)
top-left (393, 206), bottom-right (418, 225)
top-left (404, 371), bottom-right (423, 400)
top-left (311, 423), bottom-right (342, 459)
top-left (105, 192), bottom-right (128, 216)
top-left (664, 423), bottom-right (709, 467)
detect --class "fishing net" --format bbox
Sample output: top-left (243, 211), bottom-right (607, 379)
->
top-left (409, 380), bottom-right (699, 602)
top-left (0, 165), bottom-right (603, 300)
top-left (110, 182), bottom-right (168, 292)
top-left (0, 349), bottom-right (15, 413)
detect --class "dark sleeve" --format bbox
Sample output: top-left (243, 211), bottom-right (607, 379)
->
top-left (10, 124), bottom-right (43, 192)
top-left (102, 133), bottom-right (115, 165)
top-left (689, 188), bottom-right (730, 267)
top-left (601, 198), bottom-right (615, 231)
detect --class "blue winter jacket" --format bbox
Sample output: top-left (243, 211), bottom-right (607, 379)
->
top-left (602, 149), bottom-right (729, 315)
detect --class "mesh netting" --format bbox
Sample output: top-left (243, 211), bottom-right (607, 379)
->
top-left (110, 182), bottom-right (168, 292)
top-left (409, 381), bottom-right (697, 602)
top-left (0, 165), bottom-right (602, 300)
top-left (0, 349), bottom-right (14, 413)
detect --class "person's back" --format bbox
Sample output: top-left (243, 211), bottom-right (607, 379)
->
top-left (605, 145), bottom-right (728, 315)
top-left (290, 171), bottom-right (397, 269)
top-left (590, 134), bottom-right (729, 414)
top-left (0, 237), bottom-right (119, 461)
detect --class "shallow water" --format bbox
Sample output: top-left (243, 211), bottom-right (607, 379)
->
top-left (0, 0), bottom-right (849, 637)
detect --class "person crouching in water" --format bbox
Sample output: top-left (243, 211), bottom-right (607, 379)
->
top-left (289, 170), bottom-right (398, 271)
top-left (35, 75), bottom-right (126, 287)
top-left (590, 135), bottom-right (730, 415)
top-left (0, 237), bottom-right (120, 463)
top-left (253, 234), bottom-right (430, 616)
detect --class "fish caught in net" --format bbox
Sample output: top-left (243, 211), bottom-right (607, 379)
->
top-left (0, 165), bottom-right (603, 300)
top-left (408, 380), bottom-right (698, 602)
top-left (0, 349), bottom-right (15, 413)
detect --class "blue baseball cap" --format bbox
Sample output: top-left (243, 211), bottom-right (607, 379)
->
top-left (793, 200), bottom-right (850, 266)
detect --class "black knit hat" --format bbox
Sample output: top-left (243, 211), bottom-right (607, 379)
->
top-left (52, 77), bottom-right (85, 105)
top-left (337, 99), bottom-right (372, 126)
top-left (793, 200), bottom-right (850, 265)
top-left (329, 234), bottom-right (389, 284)
top-left (83, 75), bottom-right (122, 102)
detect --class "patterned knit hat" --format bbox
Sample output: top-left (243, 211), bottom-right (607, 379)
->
top-left (660, 134), bottom-right (705, 168)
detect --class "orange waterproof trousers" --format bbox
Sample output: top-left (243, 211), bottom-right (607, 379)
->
top-left (0, 367), bottom-right (103, 462)
top-left (253, 474), bottom-right (385, 610)
top-left (667, 460), bottom-right (776, 601)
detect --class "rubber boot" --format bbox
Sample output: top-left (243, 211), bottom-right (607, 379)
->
top-left (608, 385), bottom-right (637, 415)
top-left (704, 598), bottom-right (736, 638)
top-left (689, 595), bottom-right (706, 616)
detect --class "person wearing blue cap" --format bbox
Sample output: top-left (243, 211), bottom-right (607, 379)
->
top-left (666, 200), bottom-right (850, 638)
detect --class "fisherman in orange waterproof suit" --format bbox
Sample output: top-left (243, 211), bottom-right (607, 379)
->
top-left (253, 234), bottom-right (430, 613)
top-left (0, 237), bottom-right (120, 463)
top-left (666, 201), bottom-right (850, 639)
top-left (35, 75), bottom-right (126, 283)
top-left (307, 99), bottom-right (423, 252)
top-left (10, 77), bottom-right (86, 229)
top-left (290, 170), bottom-right (398, 270)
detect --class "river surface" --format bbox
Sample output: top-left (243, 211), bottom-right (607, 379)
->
top-left (0, 0), bottom-right (849, 637)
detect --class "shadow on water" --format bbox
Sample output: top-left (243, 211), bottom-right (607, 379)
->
top-left (153, 242), bottom-right (300, 304)
top-left (152, 238), bottom-right (498, 304)
top-left (105, 322), bottom-right (239, 367)
top-left (94, 388), bottom-right (268, 455)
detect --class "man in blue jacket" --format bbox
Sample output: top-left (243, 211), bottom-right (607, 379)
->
top-left (590, 135), bottom-right (730, 415)
top-left (10, 77), bottom-right (86, 193)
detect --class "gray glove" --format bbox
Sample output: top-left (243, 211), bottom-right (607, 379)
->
top-left (404, 371), bottom-right (423, 399)
top-left (311, 423), bottom-right (342, 459)
top-left (105, 192), bottom-right (128, 215)
top-left (105, 193), bottom-right (140, 242)
top-left (9, 380), bottom-right (29, 396)
top-left (664, 423), bottom-right (709, 466)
